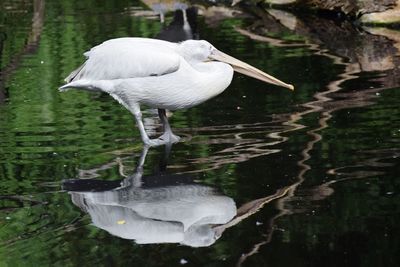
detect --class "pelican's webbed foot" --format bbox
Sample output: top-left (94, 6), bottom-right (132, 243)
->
top-left (159, 131), bottom-right (181, 143)
top-left (144, 133), bottom-right (181, 147)
top-left (132, 106), bottom-right (181, 147)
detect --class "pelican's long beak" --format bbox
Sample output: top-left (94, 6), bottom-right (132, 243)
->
top-left (209, 49), bottom-right (294, 90)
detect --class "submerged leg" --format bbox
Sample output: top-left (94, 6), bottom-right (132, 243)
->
top-left (132, 106), bottom-right (165, 146)
top-left (123, 146), bottom-right (149, 187)
top-left (158, 109), bottom-right (180, 143)
top-left (109, 93), bottom-right (179, 146)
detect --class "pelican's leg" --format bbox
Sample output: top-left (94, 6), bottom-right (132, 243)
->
top-left (158, 109), bottom-right (181, 143)
top-left (110, 94), bottom-right (172, 146)
top-left (125, 102), bottom-right (163, 146)
top-left (133, 109), bottom-right (166, 146)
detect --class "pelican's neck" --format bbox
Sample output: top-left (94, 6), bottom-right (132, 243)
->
top-left (192, 61), bottom-right (231, 74)
top-left (192, 61), bottom-right (234, 99)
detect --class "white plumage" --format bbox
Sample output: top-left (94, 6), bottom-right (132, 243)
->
top-left (68, 38), bottom-right (180, 81)
top-left (60, 37), bottom-right (293, 146)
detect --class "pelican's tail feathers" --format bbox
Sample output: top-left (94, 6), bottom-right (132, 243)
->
top-left (64, 62), bottom-right (86, 83)
top-left (59, 79), bottom-right (113, 93)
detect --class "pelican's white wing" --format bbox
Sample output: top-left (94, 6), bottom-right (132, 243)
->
top-left (65, 38), bottom-right (181, 82)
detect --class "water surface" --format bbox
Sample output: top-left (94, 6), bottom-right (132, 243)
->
top-left (0, 1), bottom-right (399, 266)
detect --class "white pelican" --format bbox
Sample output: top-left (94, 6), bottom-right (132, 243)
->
top-left (60, 37), bottom-right (294, 146)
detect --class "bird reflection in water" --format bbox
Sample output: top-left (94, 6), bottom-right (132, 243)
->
top-left (63, 146), bottom-right (236, 247)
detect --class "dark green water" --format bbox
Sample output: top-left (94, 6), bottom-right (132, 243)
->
top-left (1, 0), bottom-right (399, 266)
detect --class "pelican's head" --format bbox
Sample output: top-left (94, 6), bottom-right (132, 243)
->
top-left (180, 40), bottom-right (294, 90)
top-left (180, 40), bottom-right (215, 62)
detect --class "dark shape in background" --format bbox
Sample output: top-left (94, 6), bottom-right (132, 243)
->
top-left (156, 7), bottom-right (199, 42)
